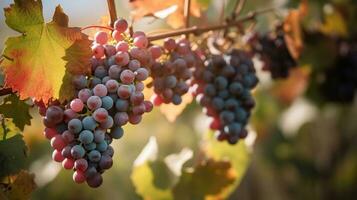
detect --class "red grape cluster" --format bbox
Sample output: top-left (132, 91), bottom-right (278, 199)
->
top-left (150, 38), bottom-right (198, 105)
top-left (250, 24), bottom-right (297, 79)
top-left (41, 18), bottom-right (154, 188)
top-left (192, 49), bottom-right (258, 144)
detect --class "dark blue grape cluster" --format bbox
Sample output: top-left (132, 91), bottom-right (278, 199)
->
top-left (150, 38), bottom-right (196, 105)
top-left (193, 49), bottom-right (258, 144)
top-left (320, 39), bottom-right (357, 103)
top-left (41, 18), bottom-right (154, 188)
top-left (251, 24), bottom-right (297, 79)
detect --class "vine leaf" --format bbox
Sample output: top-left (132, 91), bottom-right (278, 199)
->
top-left (0, 134), bottom-right (27, 179)
top-left (0, 170), bottom-right (36, 200)
top-left (203, 131), bottom-right (250, 198)
top-left (129, 0), bottom-right (209, 28)
top-left (1, 0), bottom-right (91, 104)
top-left (0, 94), bottom-right (32, 131)
top-left (172, 159), bottom-right (236, 200)
top-left (283, 0), bottom-right (308, 60)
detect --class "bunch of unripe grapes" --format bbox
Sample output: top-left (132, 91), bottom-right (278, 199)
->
top-left (192, 49), bottom-right (258, 144)
top-left (150, 38), bottom-right (197, 105)
top-left (250, 24), bottom-right (297, 79)
top-left (41, 18), bottom-right (154, 188)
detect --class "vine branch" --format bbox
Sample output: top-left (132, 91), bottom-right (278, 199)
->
top-left (233, 0), bottom-right (247, 17)
top-left (148, 7), bottom-right (276, 41)
top-left (0, 88), bottom-right (13, 96)
top-left (184, 0), bottom-right (191, 29)
top-left (107, 0), bottom-right (118, 27)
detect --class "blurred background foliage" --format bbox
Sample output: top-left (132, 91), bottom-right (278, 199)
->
top-left (0, 0), bottom-right (357, 199)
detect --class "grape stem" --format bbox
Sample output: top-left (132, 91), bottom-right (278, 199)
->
top-left (107, 0), bottom-right (118, 27)
top-left (81, 25), bottom-right (114, 31)
top-left (147, 6), bottom-right (276, 41)
top-left (184, 0), bottom-right (191, 35)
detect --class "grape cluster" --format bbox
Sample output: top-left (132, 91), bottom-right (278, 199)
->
top-left (250, 24), bottom-right (297, 79)
top-left (192, 49), bottom-right (258, 144)
top-left (150, 38), bottom-right (197, 105)
top-left (320, 39), bottom-right (357, 103)
top-left (41, 18), bottom-right (154, 188)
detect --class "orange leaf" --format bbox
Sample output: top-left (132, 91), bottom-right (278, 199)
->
top-left (129, 0), bottom-right (204, 28)
top-left (283, 0), bottom-right (308, 60)
top-left (271, 66), bottom-right (311, 104)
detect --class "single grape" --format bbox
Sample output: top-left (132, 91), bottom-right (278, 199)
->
top-left (94, 66), bottom-right (108, 79)
top-left (114, 112), bottom-right (129, 126)
top-left (70, 98), bottom-right (84, 113)
top-left (44, 127), bottom-right (58, 140)
top-left (86, 173), bottom-right (103, 188)
top-left (73, 170), bottom-right (86, 184)
top-left (132, 31), bottom-right (146, 38)
top-left (71, 144), bottom-right (85, 159)
top-left (164, 38), bottom-right (176, 51)
top-left (120, 69), bottom-right (135, 84)
top-left (101, 96), bottom-right (114, 110)
top-left (100, 116), bottom-right (114, 129)
top-left (112, 30), bottom-right (123, 42)
top-left (104, 44), bottom-right (116, 57)
top-left (115, 99), bottom-right (129, 112)
top-left (82, 116), bottom-right (97, 131)
top-left (143, 101), bottom-right (153, 112)
top-left (149, 45), bottom-right (162, 59)
top-left (46, 106), bottom-right (64, 124)
top-left (61, 146), bottom-right (72, 158)
top-left (94, 129), bottom-right (105, 143)
top-left (115, 51), bottom-right (130, 66)
top-left (68, 118), bottom-right (83, 133)
top-left (93, 108), bottom-right (108, 123)
top-left (108, 65), bottom-right (121, 80)
top-left (88, 150), bottom-right (101, 162)
top-left (135, 68), bottom-right (149, 81)
top-left (96, 140), bottom-right (108, 152)
top-left (99, 155), bottom-right (113, 170)
top-left (62, 130), bottom-right (74, 143)
top-left (95, 31), bottom-right (108, 45)
top-left (133, 36), bottom-right (148, 49)
top-left (92, 44), bottom-right (105, 59)
top-left (103, 146), bottom-right (114, 157)
top-left (87, 96), bottom-right (102, 110)
top-left (128, 60), bottom-right (141, 71)
top-left (110, 127), bottom-right (124, 139)
top-left (117, 85), bottom-right (132, 99)
top-left (62, 158), bottom-right (75, 170)
top-left (79, 130), bottom-right (94, 144)
top-left (114, 18), bottom-right (128, 33)
top-left (52, 149), bottom-right (64, 162)
top-left (74, 158), bottom-right (88, 171)
top-left (93, 84), bottom-right (108, 97)
top-left (115, 41), bottom-right (129, 52)
top-left (128, 114), bottom-right (142, 125)
top-left (78, 88), bottom-right (92, 103)
top-left (135, 81), bottom-right (145, 92)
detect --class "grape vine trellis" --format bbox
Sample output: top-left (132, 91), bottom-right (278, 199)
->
top-left (0, 0), bottom-right (309, 196)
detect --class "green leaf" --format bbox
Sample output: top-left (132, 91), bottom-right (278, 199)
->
top-left (0, 118), bottom-right (22, 140)
top-left (0, 170), bottom-right (36, 200)
top-left (131, 161), bottom-right (174, 200)
top-left (172, 159), bottom-right (236, 200)
top-left (0, 94), bottom-right (32, 131)
top-left (204, 131), bottom-right (250, 198)
top-left (0, 134), bottom-right (27, 179)
top-left (131, 137), bottom-right (173, 200)
top-left (2, 0), bottom-right (91, 103)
